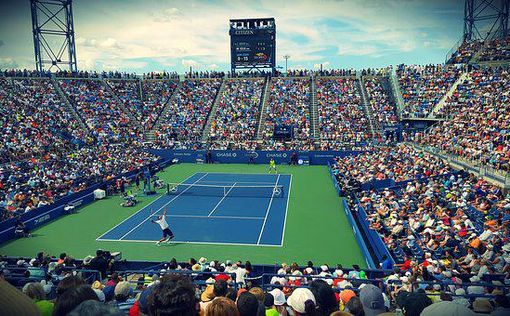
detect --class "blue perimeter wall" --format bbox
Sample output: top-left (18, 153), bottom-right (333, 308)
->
top-left (147, 149), bottom-right (368, 165)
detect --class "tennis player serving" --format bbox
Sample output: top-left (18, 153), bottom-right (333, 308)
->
top-left (268, 158), bottom-right (277, 174)
top-left (151, 207), bottom-right (174, 246)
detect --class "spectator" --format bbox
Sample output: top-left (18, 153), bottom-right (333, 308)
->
top-left (148, 274), bottom-right (199, 316)
top-left (53, 284), bottom-right (99, 316)
top-left (287, 288), bottom-right (317, 316)
top-left (206, 297), bottom-right (239, 316)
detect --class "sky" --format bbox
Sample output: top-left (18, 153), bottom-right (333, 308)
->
top-left (0, 0), bottom-right (466, 74)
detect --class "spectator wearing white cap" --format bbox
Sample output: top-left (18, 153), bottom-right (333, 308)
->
top-left (287, 288), bottom-right (317, 316)
top-left (269, 288), bottom-right (288, 316)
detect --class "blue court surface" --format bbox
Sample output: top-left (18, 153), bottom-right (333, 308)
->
top-left (97, 172), bottom-right (292, 246)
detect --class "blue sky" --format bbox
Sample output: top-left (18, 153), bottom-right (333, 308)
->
top-left (0, 0), bottom-right (465, 73)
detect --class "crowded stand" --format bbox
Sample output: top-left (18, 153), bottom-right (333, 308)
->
top-left (418, 67), bottom-right (510, 172)
top-left (0, 78), bottom-right (90, 163)
top-left (106, 80), bottom-right (145, 122)
top-left (262, 77), bottom-right (311, 140)
top-left (363, 77), bottom-right (398, 127)
top-left (397, 64), bottom-right (463, 117)
top-left (448, 40), bottom-right (483, 64)
top-left (58, 79), bottom-right (140, 143)
top-left (478, 37), bottom-right (510, 62)
top-left (140, 80), bottom-right (178, 130)
top-left (154, 79), bottom-right (222, 145)
top-left (331, 144), bottom-right (452, 184)
top-left (209, 78), bottom-right (264, 141)
top-left (2, 249), bottom-right (510, 315)
top-left (355, 172), bottom-right (510, 269)
top-left (0, 144), bottom-right (158, 220)
top-left (316, 77), bottom-right (371, 145)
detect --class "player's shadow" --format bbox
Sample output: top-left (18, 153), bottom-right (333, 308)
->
top-left (162, 242), bottom-right (184, 247)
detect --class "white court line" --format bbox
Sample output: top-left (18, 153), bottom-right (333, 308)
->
top-left (256, 174), bottom-right (280, 244)
top-left (117, 173), bottom-right (209, 240)
top-left (95, 172), bottom-right (201, 240)
top-left (207, 182), bottom-right (237, 217)
top-left (279, 174), bottom-right (293, 247)
top-left (96, 238), bottom-right (283, 247)
top-left (193, 171), bottom-right (290, 176)
top-left (197, 180), bottom-right (278, 185)
top-left (165, 214), bottom-right (264, 220)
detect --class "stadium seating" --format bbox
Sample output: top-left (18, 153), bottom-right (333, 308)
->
top-left (3, 51), bottom-right (510, 314)
top-left (363, 76), bottom-right (398, 127)
top-left (316, 77), bottom-right (371, 145)
top-left (209, 78), bottom-right (264, 141)
top-left (418, 67), bottom-right (510, 172)
top-left (397, 64), bottom-right (463, 117)
top-left (58, 79), bottom-right (140, 143)
top-left (262, 77), bottom-right (311, 140)
top-left (155, 79), bottom-right (222, 145)
top-left (0, 78), bottom-right (90, 163)
top-left (331, 144), bottom-right (451, 184)
top-left (141, 80), bottom-right (178, 130)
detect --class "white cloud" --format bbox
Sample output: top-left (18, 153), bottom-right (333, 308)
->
top-left (181, 59), bottom-right (201, 69)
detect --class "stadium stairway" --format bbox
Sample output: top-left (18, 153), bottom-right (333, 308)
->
top-left (102, 79), bottom-right (140, 124)
top-left (144, 80), bottom-right (182, 141)
top-left (389, 68), bottom-right (405, 120)
top-left (201, 78), bottom-right (226, 141)
top-left (357, 75), bottom-right (376, 138)
top-left (429, 72), bottom-right (468, 118)
top-left (310, 75), bottom-right (320, 139)
top-left (255, 76), bottom-right (272, 140)
top-left (52, 78), bottom-right (94, 136)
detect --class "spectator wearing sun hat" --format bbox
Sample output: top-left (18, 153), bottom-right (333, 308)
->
top-left (287, 288), bottom-right (317, 316)
top-left (111, 281), bottom-right (135, 312)
top-left (269, 288), bottom-right (288, 315)
top-left (200, 285), bottom-right (216, 313)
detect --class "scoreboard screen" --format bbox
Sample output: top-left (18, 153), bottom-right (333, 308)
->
top-left (231, 30), bottom-right (275, 66)
top-left (229, 18), bottom-right (276, 71)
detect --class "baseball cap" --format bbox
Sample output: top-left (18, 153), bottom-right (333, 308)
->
top-left (287, 288), bottom-right (316, 314)
top-left (359, 284), bottom-right (385, 316)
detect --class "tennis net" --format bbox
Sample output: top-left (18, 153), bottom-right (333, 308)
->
top-left (166, 182), bottom-right (285, 198)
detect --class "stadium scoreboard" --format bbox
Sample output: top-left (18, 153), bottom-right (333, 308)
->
top-left (229, 18), bottom-right (276, 73)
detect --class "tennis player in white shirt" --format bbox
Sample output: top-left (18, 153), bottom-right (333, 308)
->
top-left (151, 208), bottom-right (174, 245)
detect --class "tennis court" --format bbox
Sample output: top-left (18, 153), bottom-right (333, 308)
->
top-left (96, 172), bottom-right (292, 246)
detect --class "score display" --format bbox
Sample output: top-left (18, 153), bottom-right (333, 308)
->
top-left (229, 18), bottom-right (276, 72)
top-left (231, 30), bottom-right (275, 66)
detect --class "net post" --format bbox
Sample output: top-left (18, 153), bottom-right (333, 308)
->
top-left (166, 183), bottom-right (169, 195)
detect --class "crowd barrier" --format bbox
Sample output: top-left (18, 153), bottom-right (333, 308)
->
top-left (148, 149), bottom-right (367, 165)
top-left (327, 163), bottom-right (377, 269)
top-left (0, 158), bottom-right (171, 244)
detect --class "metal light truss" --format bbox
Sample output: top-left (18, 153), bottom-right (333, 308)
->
top-left (463, 0), bottom-right (509, 41)
top-left (30, 0), bottom-right (77, 72)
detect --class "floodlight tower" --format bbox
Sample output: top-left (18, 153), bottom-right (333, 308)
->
top-left (30, 0), bottom-right (78, 72)
top-left (463, 0), bottom-right (509, 42)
